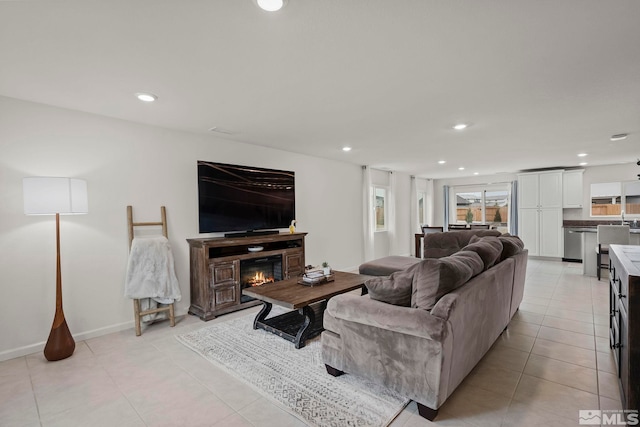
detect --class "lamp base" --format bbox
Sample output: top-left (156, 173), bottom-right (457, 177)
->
top-left (44, 318), bottom-right (75, 361)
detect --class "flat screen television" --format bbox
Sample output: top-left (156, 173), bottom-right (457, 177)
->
top-left (198, 161), bottom-right (296, 234)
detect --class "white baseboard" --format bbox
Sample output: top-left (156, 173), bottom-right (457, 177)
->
top-left (341, 265), bottom-right (361, 273)
top-left (0, 342), bottom-right (46, 362)
top-left (0, 309), bottom-right (189, 362)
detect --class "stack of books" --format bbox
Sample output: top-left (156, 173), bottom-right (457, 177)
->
top-left (301, 270), bottom-right (326, 284)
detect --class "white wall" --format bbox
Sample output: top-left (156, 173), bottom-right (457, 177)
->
top-left (392, 172), bottom-right (412, 256)
top-left (563, 163), bottom-right (639, 220)
top-left (0, 96), bottom-right (364, 360)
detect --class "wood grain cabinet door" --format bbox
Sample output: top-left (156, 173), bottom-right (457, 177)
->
top-left (284, 252), bottom-right (303, 278)
top-left (210, 260), bottom-right (239, 310)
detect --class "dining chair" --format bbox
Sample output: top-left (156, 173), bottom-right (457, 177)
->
top-left (448, 224), bottom-right (468, 230)
top-left (596, 225), bottom-right (629, 280)
top-left (469, 224), bottom-right (490, 230)
top-left (422, 226), bottom-right (444, 234)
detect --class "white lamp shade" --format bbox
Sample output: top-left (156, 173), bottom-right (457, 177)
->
top-left (23, 177), bottom-right (88, 215)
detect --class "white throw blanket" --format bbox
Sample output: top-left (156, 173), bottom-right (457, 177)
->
top-left (125, 236), bottom-right (181, 321)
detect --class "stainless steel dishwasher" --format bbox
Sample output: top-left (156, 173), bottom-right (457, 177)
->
top-left (563, 227), bottom-right (583, 263)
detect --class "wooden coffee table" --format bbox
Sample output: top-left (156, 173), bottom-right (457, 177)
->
top-left (241, 271), bottom-right (371, 349)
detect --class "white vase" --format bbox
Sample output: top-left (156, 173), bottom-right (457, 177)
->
top-left (323, 267), bottom-right (331, 275)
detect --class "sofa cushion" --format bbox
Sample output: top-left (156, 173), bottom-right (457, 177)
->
top-left (359, 255), bottom-right (422, 276)
top-left (411, 251), bottom-right (484, 310)
top-left (365, 263), bottom-right (420, 307)
top-left (423, 229), bottom-right (501, 259)
top-left (461, 236), bottom-right (503, 270)
top-left (498, 235), bottom-right (525, 261)
top-left (450, 250), bottom-right (485, 276)
top-left (472, 234), bottom-right (525, 262)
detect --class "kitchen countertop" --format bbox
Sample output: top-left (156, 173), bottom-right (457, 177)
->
top-left (563, 226), bottom-right (640, 233)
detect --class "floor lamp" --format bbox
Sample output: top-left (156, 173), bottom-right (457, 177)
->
top-left (23, 177), bottom-right (88, 361)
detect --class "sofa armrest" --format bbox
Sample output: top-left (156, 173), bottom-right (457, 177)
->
top-left (430, 293), bottom-right (456, 320)
top-left (325, 293), bottom-right (447, 341)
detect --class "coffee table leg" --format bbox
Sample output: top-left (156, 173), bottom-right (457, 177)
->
top-left (253, 302), bottom-right (272, 330)
top-left (294, 305), bottom-right (315, 349)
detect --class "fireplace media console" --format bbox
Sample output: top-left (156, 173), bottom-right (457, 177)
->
top-left (187, 232), bottom-right (307, 320)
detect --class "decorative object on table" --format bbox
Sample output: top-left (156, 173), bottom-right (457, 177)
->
top-left (125, 206), bottom-right (180, 336)
top-left (176, 312), bottom-right (409, 427)
top-left (298, 270), bottom-right (335, 286)
top-left (289, 219), bottom-right (296, 233)
top-left (322, 261), bottom-right (331, 275)
top-left (23, 177), bottom-right (88, 361)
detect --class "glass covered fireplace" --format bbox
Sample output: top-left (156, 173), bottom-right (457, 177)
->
top-left (240, 255), bottom-right (283, 303)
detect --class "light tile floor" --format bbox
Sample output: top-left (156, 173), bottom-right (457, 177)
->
top-left (0, 259), bottom-right (622, 427)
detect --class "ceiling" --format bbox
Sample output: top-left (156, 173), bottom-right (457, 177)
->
top-left (1, 0), bottom-right (639, 179)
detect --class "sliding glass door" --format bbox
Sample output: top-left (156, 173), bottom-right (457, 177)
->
top-left (452, 185), bottom-right (510, 232)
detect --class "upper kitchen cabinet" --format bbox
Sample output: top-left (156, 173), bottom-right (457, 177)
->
top-left (519, 171), bottom-right (563, 209)
top-left (591, 182), bottom-right (623, 216)
top-left (563, 169), bottom-right (584, 208)
top-left (591, 181), bottom-right (640, 217)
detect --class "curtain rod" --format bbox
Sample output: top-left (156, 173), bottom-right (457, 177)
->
top-left (448, 181), bottom-right (514, 188)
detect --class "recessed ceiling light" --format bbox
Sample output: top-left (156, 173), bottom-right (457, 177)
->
top-left (255, 0), bottom-right (287, 11)
top-left (342, 146), bottom-right (352, 152)
top-left (453, 123), bottom-right (468, 131)
top-left (438, 160), bottom-right (446, 164)
top-left (579, 162), bottom-right (588, 166)
top-left (473, 172), bottom-right (479, 175)
top-left (610, 133), bottom-right (628, 141)
top-left (577, 153), bottom-right (588, 157)
top-left (458, 167), bottom-right (465, 171)
top-left (135, 92), bottom-right (157, 102)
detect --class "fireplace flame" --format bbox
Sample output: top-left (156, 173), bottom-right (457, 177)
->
top-left (249, 271), bottom-right (274, 287)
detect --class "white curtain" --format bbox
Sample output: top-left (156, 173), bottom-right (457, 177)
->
top-left (510, 180), bottom-right (518, 235)
top-left (425, 178), bottom-right (435, 227)
top-left (362, 166), bottom-right (375, 262)
top-left (411, 176), bottom-right (421, 232)
top-left (443, 185), bottom-right (450, 230)
top-left (410, 176), bottom-right (418, 257)
top-left (388, 171), bottom-right (397, 256)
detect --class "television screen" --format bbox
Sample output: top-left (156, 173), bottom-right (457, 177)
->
top-left (198, 161), bottom-right (296, 234)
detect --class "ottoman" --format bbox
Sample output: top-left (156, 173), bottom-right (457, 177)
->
top-left (358, 255), bottom-right (422, 276)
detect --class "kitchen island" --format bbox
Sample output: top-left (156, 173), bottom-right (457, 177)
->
top-left (570, 227), bottom-right (640, 276)
top-left (608, 244), bottom-right (639, 410)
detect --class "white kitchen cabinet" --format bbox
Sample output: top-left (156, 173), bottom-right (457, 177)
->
top-left (539, 208), bottom-right (563, 256)
top-left (517, 171), bottom-right (563, 257)
top-left (518, 173), bottom-right (541, 209)
top-left (518, 208), bottom-right (539, 256)
top-left (539, 172), bottom-right (563, 208)
top-left (562, 170), bottom-right (584, 208)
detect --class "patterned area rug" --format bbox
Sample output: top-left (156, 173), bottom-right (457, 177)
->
top-left (176, 312), bottom-right (409, 427)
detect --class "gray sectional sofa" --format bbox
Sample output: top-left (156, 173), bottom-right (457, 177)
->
top-left (321, 231), bottom-right (527, 420)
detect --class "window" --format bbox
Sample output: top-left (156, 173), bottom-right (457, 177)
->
top-left (451, 185), bottom-right (510, 232)
top-left (625, 181), bottom-right (640, 215)
top-left (374, 187), bottom-right (387, 231)
top-left (590, 181), bottom-right (640, 217)
top-left (455, 191), bottom-right (482, 224)
top-left (485, 190), bottom-right (509, 231)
